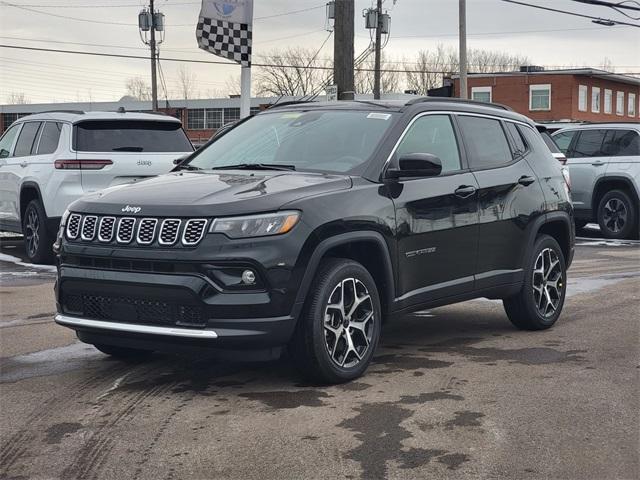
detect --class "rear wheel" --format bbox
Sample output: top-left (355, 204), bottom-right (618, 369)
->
top-left (289, 258), bottom-right (381, 384)
top-left (503, 235), bottom-right (566, 330)
top-left (93, 343), bottom-right (153, 359)
top-left (597, 189), bottom-right (637, 240)
top-left (22, 199), bottom-right (53, 264)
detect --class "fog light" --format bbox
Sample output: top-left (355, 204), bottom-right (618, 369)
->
top-left (241, 269), bottom-right (256, 285)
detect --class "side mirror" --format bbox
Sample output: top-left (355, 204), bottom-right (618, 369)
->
top-left (0, 149), bottom-right (9, 159)
top-left (385, 153), bottom-right (442, 179)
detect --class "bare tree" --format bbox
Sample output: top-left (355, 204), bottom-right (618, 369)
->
top-left (224, 75), bottom-right (242, 97)
top-left (6, 92), bottom-right (30, 104)
top-left (254, 47), bottom-right (329, 97)
top-left (355, 52), bottom-right (401, 94)
top-left (406, 44), bottom-right (529, 95)
top-left (125, 77), bottom-right (152, 101)
top-left (600, 57), bottom-right (615, 73)
top-left (177, 66), bottom-right (199, 99)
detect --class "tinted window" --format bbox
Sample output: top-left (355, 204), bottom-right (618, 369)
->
top-left (504, 122), bottom-right (527, 156)
top-left (602, 130), bottom-right (639, 157)
top-left (396, 115), bottom-right (461, 173)
top-left (75, 121), bottom-right (193, 152)
top-left (37, 122), bottom-right (62, 155)
top-left (0, 124), bottom-right (20, 158)
top-left (457, 116), bottom-right (512, 169)
top-left (572, 129), bottom-right (607, 158)
top-left (540, 132), bottom-right (561, 153)
top-left (552, 130), bottom-right (577, 154)
top-left (14, 122), bottom-right (42, 157)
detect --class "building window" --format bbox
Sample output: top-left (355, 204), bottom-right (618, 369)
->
top-left (616, 91), bottom-right (625, 116)
top-left (250, 107), bottom-right (261, 116)
top-left (205, 108), bottom-right (223, 129)
top-left (591, 87), bottom-right (601, 113)
top-left (604, 89), bottom-right (612, 114)
top-left (529, 84), bottom-right (551, 111)
top-left (578, 85), bottom-right (588, 112)
top-left (187, 108), bottom-right (205, 130)
top-left (471, 86), bottom-right (492, 103)
top-left (223, 108), bottom-right (241, 124)
top-left (628, 93), bottom-right (636, 117)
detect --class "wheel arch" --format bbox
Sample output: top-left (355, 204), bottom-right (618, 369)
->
top-left (19, 181), bottom-right (45, 223)
top-left (592, 176), bottom-right (639, 214)
top-left (292, 231), bottom-right (395, 319)
top-left (529, 212), bottom-right (574, 268)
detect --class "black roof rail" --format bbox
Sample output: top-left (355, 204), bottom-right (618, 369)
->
top-left (405, 97), bottom-right (512, 111)
top-left (267, 100), bottom-right (318, 109)
top-left (34, 110), bottom-right (85, 115)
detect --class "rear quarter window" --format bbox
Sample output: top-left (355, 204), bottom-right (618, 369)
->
top-left (74, 120), bottom-right (193, 152)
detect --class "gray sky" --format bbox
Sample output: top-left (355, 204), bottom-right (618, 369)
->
top-left (0, 0), bottom-right (638, 104)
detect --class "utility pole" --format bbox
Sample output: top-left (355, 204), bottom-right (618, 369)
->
top-left (333, 0), bottom-right (355, 100)
top-left (459, 0), bottom-right (468, 99)
top-left (373, 0), bottom-right (383, 100)
top-left (149, 0), bottom-right (159, 111)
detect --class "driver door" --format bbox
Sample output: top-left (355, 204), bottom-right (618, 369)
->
top-left (0, 122), bottom-right (24, 225)
top-left (391, 114), bottom-right (479, 308)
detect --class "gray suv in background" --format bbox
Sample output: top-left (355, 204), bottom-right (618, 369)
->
top-left (552, 124), bottom-right (639, 239)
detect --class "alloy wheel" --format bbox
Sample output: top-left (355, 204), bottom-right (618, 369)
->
top-left (532, 248), bottom-right (563, 318)
top-left (603, 198), bottom-right (627, 234)
top-left (25, 207), bottom-right (40, 258)
top-left (323, 277), bottom-right (375, 368)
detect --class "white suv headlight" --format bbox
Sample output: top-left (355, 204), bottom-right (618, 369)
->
top-left (210, 211), bottom-right (300, 239)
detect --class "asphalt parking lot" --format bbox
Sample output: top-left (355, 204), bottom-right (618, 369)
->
top-left (1, 229), bottom-right (638, 480)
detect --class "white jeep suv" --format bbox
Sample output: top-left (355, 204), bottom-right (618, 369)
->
top-left (0, 110), bottom-right (193, 262)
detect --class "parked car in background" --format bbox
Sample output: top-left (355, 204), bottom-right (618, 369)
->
top-left (552, 123), bottom-right (639, 239)
top-left (54, 98), bottom-right (574, 383)
top-left (0, 110), bottom-right (193, 262)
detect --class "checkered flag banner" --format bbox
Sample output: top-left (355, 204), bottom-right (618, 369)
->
top-left (196, 1), bottom-right (253, 67)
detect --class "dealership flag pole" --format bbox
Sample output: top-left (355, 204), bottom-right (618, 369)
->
top-left (196, 1), bottom-right (254, 118)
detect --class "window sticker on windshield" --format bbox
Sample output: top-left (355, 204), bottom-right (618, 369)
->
top-left (367, 113), bottom-right (391, 120)
top-left (280, 112), bottom-right (303, 119)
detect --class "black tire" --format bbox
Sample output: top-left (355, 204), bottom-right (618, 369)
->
top-left (503, 234), bottom-right (567, 331)
top-left (93, 343), bottom-right (153, 359)
top-left (597, 189), bottom-right (638, 240)
top-left (22, 199), bottom-right (53, 264)
top-left (289, 258), bottom-right (382, 384)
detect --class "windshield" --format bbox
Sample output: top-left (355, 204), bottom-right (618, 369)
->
top-left (187, 110), bottom-right (397, 173)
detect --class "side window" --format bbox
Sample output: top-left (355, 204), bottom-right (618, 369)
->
top-left (457, 115), bottom-right (512, 169)
top-left (14, 122), bottom-right (42, 157)
top-left (0, 124), bottom-right (21, 158)
top-left (37, 122), bottom-right (63, 155)
top-left (603, 130), bottom-right (640, 157)
top-left (396, 115), bottom-right (461, 174)
top-left (504, 122), bottom-right (527, 157)
top-left (552, 130), bottom-right (577, 155)
top-left (572, 129), bottom-right (607, 158)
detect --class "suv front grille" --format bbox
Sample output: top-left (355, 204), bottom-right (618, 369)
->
top-left (67, 214), bottom-right (208, 247)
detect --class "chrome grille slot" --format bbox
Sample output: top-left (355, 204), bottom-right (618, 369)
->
top-left (81, 216), bottom-right (98, 241)
top-left (137, 218), bottom-right (158, 245)
top-left (66, 213), bottom-right (82, 240)
top-left (182, 219), bottom-right (208, 246)
top-left (117, 217), bottom-right (136, 243)
top-left (98, 217), bottom-right (116, 242)
top-left (159, 219), bottom-right (181, 245)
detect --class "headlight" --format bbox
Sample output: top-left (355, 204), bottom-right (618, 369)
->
top-left (54, 209), bottom-right (71, 253)
top-left (210, 211), bottom-right (300, 239)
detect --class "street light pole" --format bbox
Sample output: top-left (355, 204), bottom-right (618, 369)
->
top-left (149, 0), bottom-right (159, 111)
top-left (373, 0), bottom-right (383, 100)
top-left (459, 0), bottom-right (468, 99)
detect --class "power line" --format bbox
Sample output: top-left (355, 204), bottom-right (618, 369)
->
top-left (570, 0), bottom-right (640, 20)
top-left (386, 25), bottom-right (631, 38)
top-left (501, 0), bottom-right (640, 27)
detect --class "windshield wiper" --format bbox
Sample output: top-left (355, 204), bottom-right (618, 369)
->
top-left (113, 146), bottom-right (144, 152)
top-left (212, 163), bottom-right (296, 171)
top-left (175, 163), bottom-right (202, 171)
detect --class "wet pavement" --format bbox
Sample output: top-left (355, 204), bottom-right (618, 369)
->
top-left (1, 233), bottom-right (639, 479)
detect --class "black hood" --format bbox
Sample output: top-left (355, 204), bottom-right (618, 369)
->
top-left (70, 170), bottom-right (352, 216)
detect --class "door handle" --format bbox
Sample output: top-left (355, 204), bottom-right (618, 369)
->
top-left (518, 175), bottom-right (535, 186)
top-left (591, 160), bottom-right (605, 166)
top-left (454, 185), bottom-right (477, 198)
top-left (20, 161), bottom-right (28, 168)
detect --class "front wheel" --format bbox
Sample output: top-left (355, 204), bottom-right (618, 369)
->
top-left (289, 258), bottom-right (381, 384)
top-left (503, 235), bottom-right (567, 330)
top-left (22, 199), bottom-right (53, 264)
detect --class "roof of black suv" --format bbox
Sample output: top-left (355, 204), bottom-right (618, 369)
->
top-left (268, 97), bottom-right (534, 126)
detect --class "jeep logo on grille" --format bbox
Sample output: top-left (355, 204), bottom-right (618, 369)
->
top-left (121, 205), bottom-right (142, 214)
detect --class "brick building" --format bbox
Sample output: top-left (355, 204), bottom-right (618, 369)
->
top-left (452, 68), bottom-right (640, 123)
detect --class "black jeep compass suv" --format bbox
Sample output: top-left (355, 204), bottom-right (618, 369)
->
top-left (54, 98), bottom-right (574, 383)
